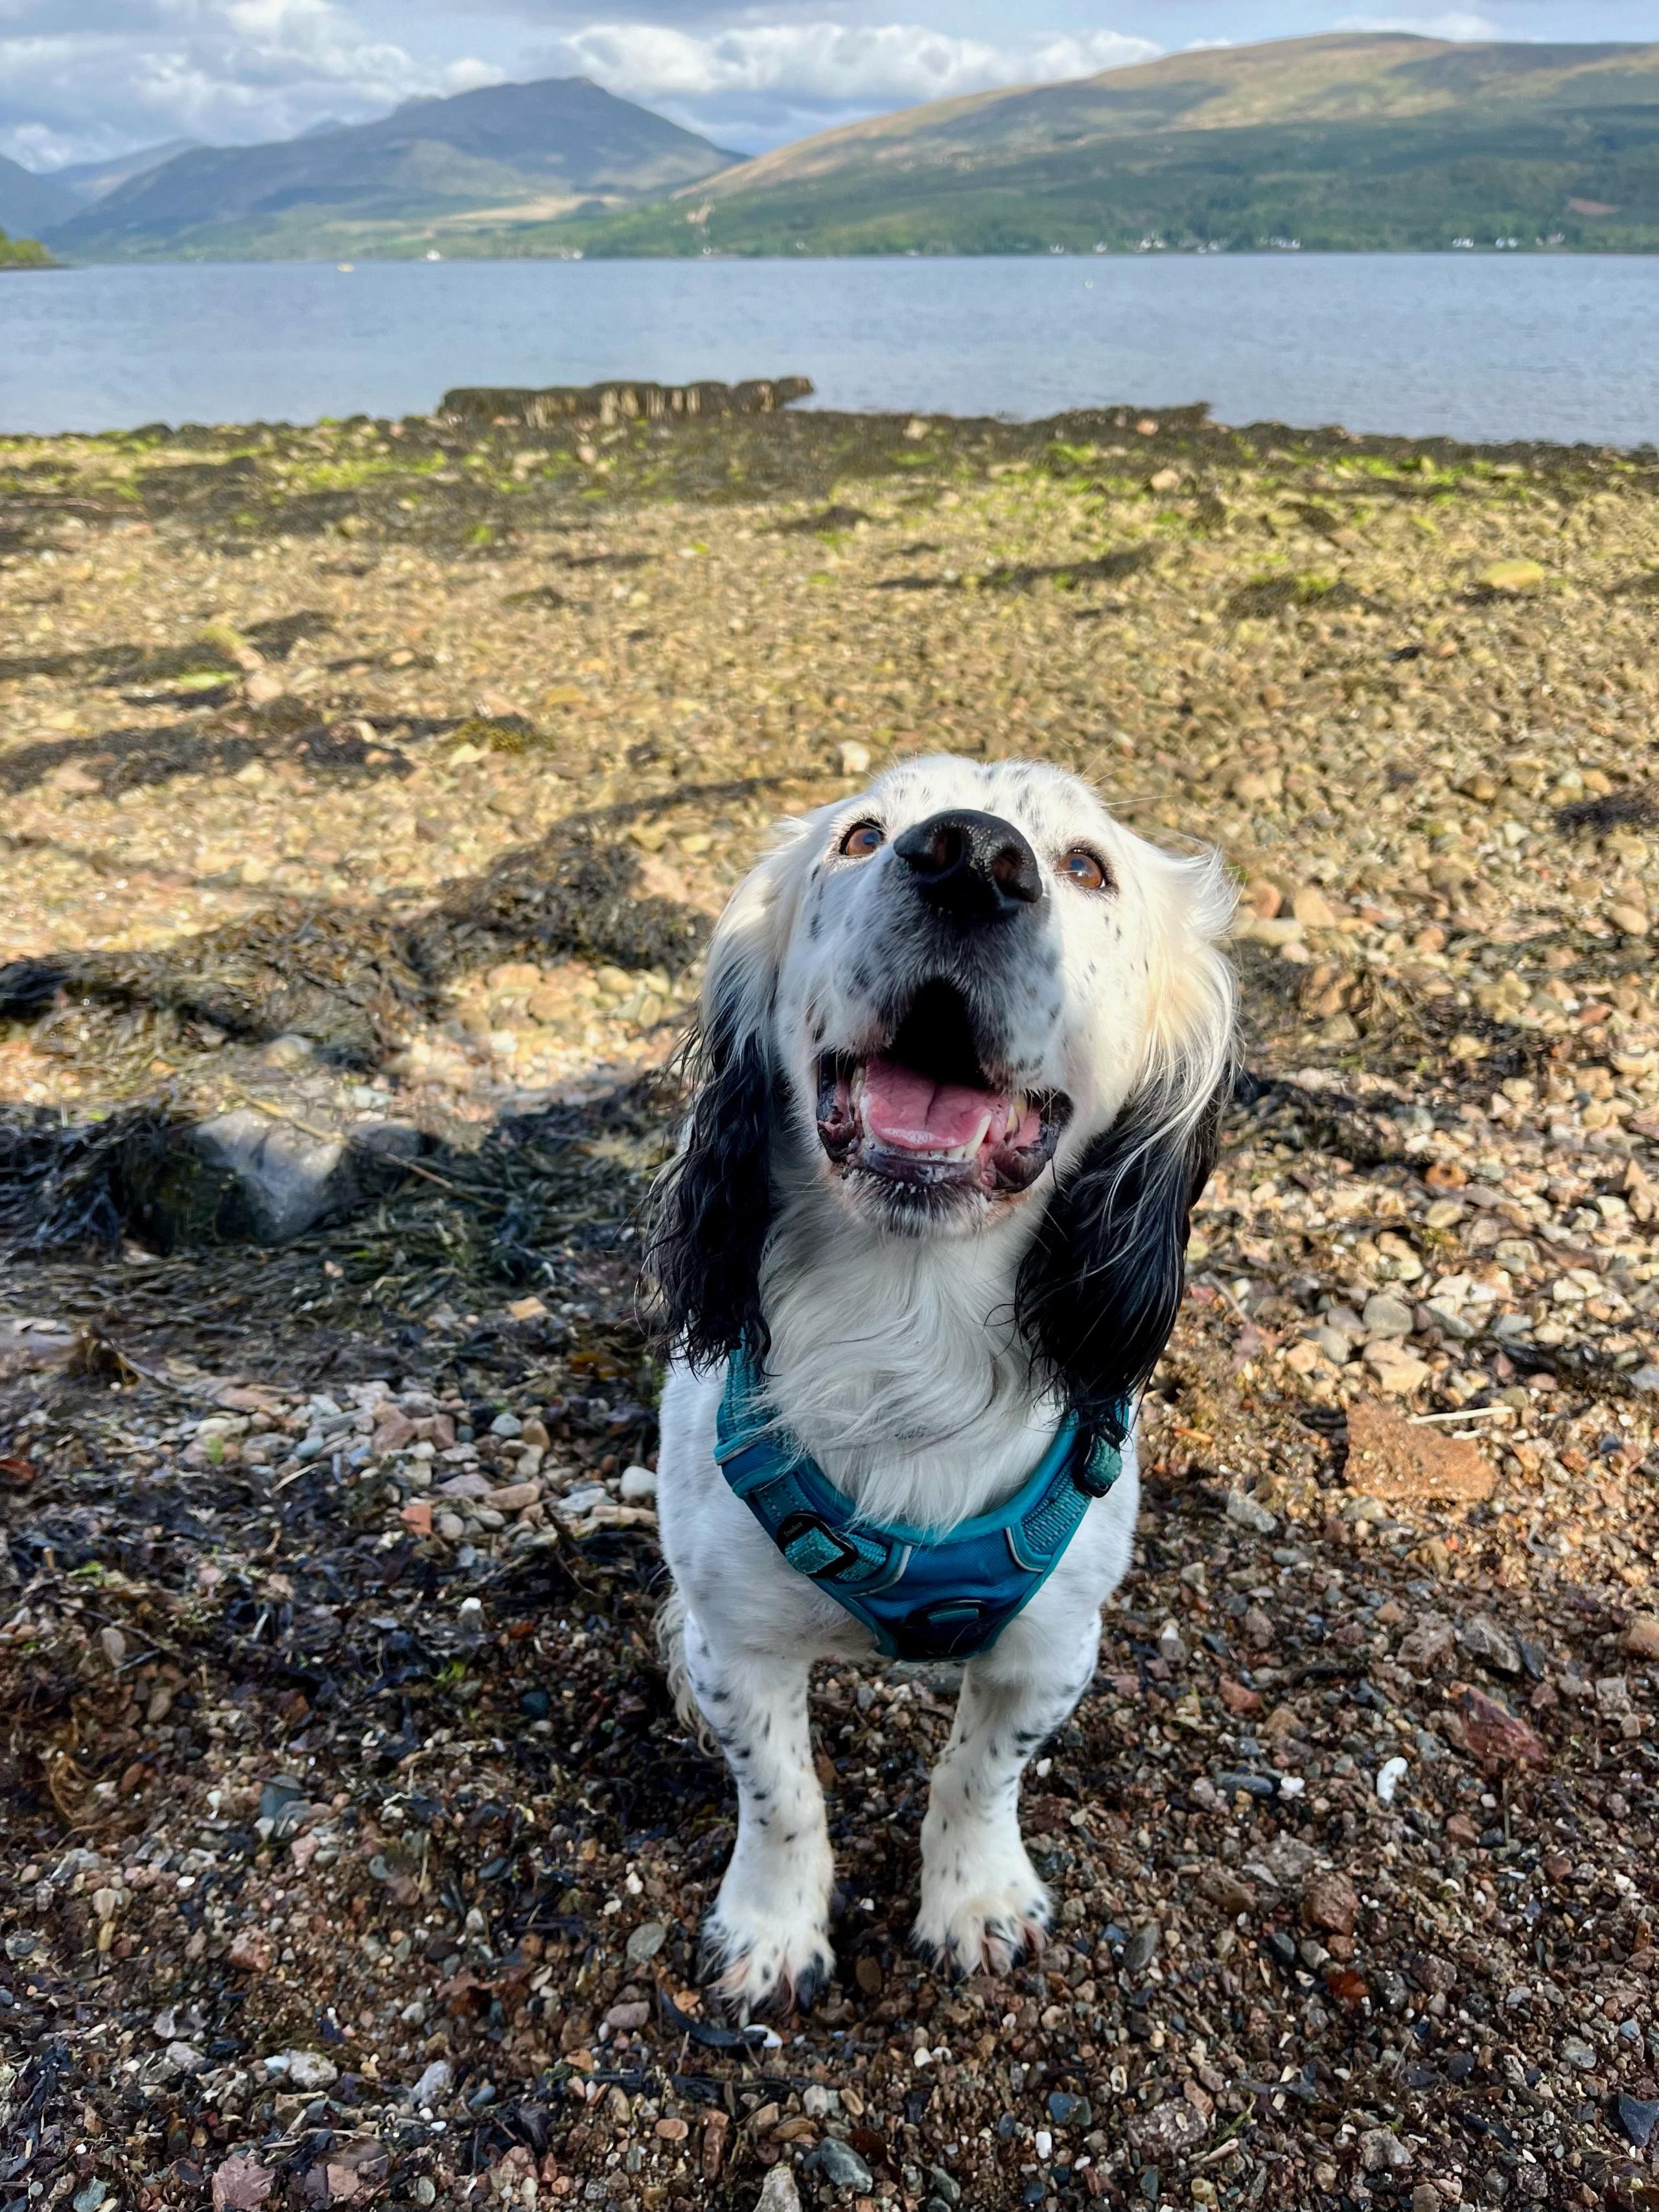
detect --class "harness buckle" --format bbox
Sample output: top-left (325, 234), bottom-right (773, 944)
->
top-left (1072, 1438), bottom-right (1120, 1499)
top-left (776, 1511), bottom-right (865, 1583)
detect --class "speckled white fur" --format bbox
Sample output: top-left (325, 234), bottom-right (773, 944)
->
top-left (654, 756), bottom-right (1233, 2017)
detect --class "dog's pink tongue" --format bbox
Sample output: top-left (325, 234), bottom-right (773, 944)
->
top-left (862, 1055), bottom-right (1006, 1153)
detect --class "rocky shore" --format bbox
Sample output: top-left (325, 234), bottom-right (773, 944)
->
top-left (1, 393), bottom-right (1655, 2212)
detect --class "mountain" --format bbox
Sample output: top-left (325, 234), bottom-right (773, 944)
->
top-left (47, 139), bottom-right (203, 207)
top-left (49, 77), bottom-right (738, 261)
top-left (544, 33), bottom-right (1658, 257)
top-left (0, 153), bottom-right (74, 239)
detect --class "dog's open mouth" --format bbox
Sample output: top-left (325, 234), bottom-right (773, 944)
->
top-left (815, 979), bottom-right (1069, 1195)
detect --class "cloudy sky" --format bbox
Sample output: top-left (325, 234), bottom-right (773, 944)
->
top-left (2, 0), bottom-right (1651, 172)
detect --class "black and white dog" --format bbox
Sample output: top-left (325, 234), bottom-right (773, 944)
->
top-left (647, 756), bottom-right (1235, 2017)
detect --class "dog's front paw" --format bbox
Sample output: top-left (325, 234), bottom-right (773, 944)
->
top-left (699, 1902), bottom-right (835, 2022)
top-left (914, 1847), bottom-right (1051, 1979)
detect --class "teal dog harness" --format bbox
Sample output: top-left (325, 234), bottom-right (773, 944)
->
top-left (714, 1346), bottom-right (1126, 1663)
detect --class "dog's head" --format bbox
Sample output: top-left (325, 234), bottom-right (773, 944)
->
top-left (649, 756), bottom-right (1236, 1441)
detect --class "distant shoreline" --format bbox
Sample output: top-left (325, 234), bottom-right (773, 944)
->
top-left (38, 242), bottom-right (1656, 270)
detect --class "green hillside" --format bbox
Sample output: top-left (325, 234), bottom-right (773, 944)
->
top-left (0, 227), bottom-right (55, 269)
top-left (485, 33), bottom-right (1659, 259)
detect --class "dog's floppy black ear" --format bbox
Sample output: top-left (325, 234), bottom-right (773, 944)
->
top-left (645, 830), bottom-right (811, 1369)
top-left (1016, 1075), bottom-right (1227, 1449)
top-left (647, 973), bottom-right (777, 1369)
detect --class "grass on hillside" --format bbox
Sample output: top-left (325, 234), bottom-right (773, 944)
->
top-left (0, 227), bottom-right (55, 269)
top-left (490, 113), bottom-right (1659, 261)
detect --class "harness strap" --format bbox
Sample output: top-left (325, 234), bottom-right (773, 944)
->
top-left (714, 1349), bottom-right (1125, 1662)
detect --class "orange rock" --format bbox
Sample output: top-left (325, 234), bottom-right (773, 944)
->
top-left (399, 1499), bottom-right (433, 1535)
top-left (1345, 1401), bottom-right (1496, 1504)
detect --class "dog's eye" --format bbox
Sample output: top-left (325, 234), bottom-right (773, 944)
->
top-left (839, 820), bottom-right (885, 859)
top-left (1059, 846), bottom-right (1109, 891)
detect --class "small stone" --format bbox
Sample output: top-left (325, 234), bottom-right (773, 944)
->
top-left (1358, 2128), bottom-right (1411, 2172)
top-left (1198, 1869), bottom-right (1255, 1915)
top-left (603, 1999), bottom-right (651, 2031)
top-left (1560, 2034), bottom-right (1597, 2070)
top-left (756, 2171), bottom-right (804, 2212)
top-left (836, 740), bottom-right (872, 776)
top-left (1148, 465), bottom-right (1182, 493)
top-left (1216, 1770), bottom-right (1278, 1799)
top-left (410, 2058), bottom-right (453, 2106)
top-left (1619, 1614), bottom-right (1659, 1659)
top-left (625, 1919), bottom-right (667, 1962)
top-left (1397, 1614), bottom-right (1457, 1670)
top-left (1225, 1489), bottom-right (1277, 1535)
top-left (280, 2048), bottom-right (339, 2090)
top-left (1459, 1687), bottom-right (1547, 1766)
top-left (1411, 2187), bottom-right (1443, 2212)
top-left (1121, 1924), bottom-right (1160, 1973)
top-left (1047, 2090), bottom-right (1090, 2126)
top-left (619, 1463), bottom-right (657, 1502)
top-left (811, 2139), bottom-right (874, 2190)
top-left (1476, 558), bottom-right (1546, 594)
top-left (1459, 1615), bottom-right (1521, 1674)
top-left (371, 1409), bottom-right (417, 1454)
top-left (1301, 1870), bottom-right (1359, 1937)
top-left (1292, 885), bottom-right (1339, 927)
top-left (1361, 1292), bottom-right (1414, 1341)
top-left (1125, 2100), bottom-right (1205, 2156)
top-left (485, 1482), bottom-right (540, 1512)
top-left (228, 1930), bottom-right (271, 1972)
top-left (212, 2156), bottom-right (276, 2212)
top-left (1616, 2093), bottom-right (1659, 2149)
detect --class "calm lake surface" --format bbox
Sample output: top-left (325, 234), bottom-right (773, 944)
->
top-left (1, 254), bottom-right (1653, 447)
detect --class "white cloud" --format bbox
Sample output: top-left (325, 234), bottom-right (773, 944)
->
top-left (1335, 12), bottom-right (1500, 36)
top-left (0, 5), bottom-right (1165, 173)
top-left (542, 20), bottom-right (1161, 143)
top-left (0, 0), bottom-right (502, 169)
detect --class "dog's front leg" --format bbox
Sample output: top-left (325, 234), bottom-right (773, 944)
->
top-left (914, 1620), bottom-right (1100, 1977)
top-left (683, 1611), bottom-right (835, 2018)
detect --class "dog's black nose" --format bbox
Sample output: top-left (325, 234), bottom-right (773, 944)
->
top-left (894, 809), bottom-right (1043, 922)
